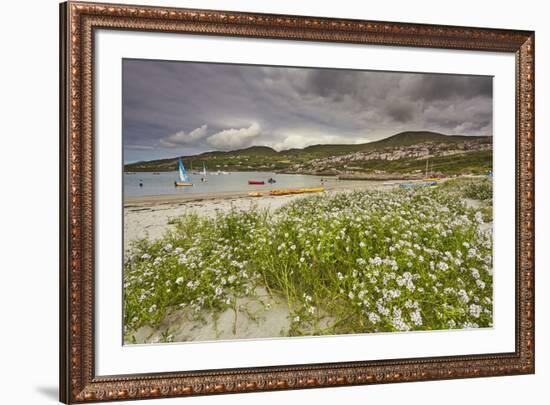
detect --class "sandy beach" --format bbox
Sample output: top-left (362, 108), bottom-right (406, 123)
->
top-left (124, 181), bottom-right (396, 252)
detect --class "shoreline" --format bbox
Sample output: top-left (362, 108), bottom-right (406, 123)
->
top-left (124, 180), bottom-right (396, 207)
top-left (123, 177), bottom-right (463, 251)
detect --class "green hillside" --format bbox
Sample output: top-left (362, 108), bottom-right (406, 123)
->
top-left (124, 131), bottom-right (492, 175)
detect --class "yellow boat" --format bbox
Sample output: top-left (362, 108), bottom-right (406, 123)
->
top-left (300, 187), bottom-right (325, 193)
top-left (175, 181), bottom-right (193, 187)
top-left (248, 191), bottom-right (263, 197)
top-left (269, 187), bottom-right (325, 196)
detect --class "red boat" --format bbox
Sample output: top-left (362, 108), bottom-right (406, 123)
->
top-left (248, 180), bottom-right (265, 185)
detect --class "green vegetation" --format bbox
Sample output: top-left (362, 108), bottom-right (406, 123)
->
top-left (343, 150), bottom-right (493, 176)
top-left (440, 177), bottom-right (493, 201)
top-left (124, 183), bottom-right (493, 341)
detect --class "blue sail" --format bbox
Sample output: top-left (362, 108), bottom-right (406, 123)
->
top-left (178, 159), bottom-right (189, 182)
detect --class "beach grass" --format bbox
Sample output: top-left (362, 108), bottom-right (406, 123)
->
top-left (123, 180), bottom-right (493, 341)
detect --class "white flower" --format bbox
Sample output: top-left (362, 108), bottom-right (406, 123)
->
top-left (458, 289), bottom-right (469, 304)
top-left (141, 253), bottom-right (151, 260)
top-left (163, 243), bottom-right (173, 252)
top-left (469, 304), bottom-right (482, 318)
top-left (368, 313), bottom-right (380, 324)
top-left (475, 211), bottom-right (484, 223)
top-left (215, 287), bottom-right (223, 296)
top-left (175, 277), bottom-right (184, 285)
top-left (410, 309), bottom-right (423, 326)
top-left (437, 262), bottom-right (449, 271)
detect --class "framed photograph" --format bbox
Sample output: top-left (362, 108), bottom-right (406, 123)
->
top-left (59, 1), bottom-right (535, 402)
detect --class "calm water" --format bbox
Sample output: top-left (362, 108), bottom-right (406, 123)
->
top-left (124, 171), bottom-right (336, 197)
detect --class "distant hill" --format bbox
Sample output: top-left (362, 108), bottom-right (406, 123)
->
top-left (124, 131), bottom-right (492, 175)
top-left (367, 131), bottom-right (485, 147)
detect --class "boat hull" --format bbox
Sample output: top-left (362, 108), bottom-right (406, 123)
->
top-left (175, 181), bottom-right (193, 187)
top-left (248, 180), bottom-right (265, 185)
top-left (399, 181), bottom-right (438, 189)
top-left (269, 187), bottom-right (325, 196)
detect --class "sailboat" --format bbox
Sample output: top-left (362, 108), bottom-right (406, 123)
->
top-left (200, 162), bottom-right (208, 182)
top-left (399, 158), bottom-right (438, 189)
top-left (174, 159), bottom-right (193, 187)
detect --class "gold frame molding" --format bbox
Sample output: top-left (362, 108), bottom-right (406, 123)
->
top-left (59, 1), bottom-right (535, 403)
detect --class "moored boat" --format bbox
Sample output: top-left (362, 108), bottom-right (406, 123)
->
top-left (248, 180), bottom-right (265, 185)
top-left (269, 187), bottom-right (325, 196)
top-left (399, 181), bottom-right (438, 189)
top-left (248, 191), bottom-right (263, 197)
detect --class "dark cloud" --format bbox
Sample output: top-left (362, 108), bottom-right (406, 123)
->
top-left (123, 59), bottom-right (493, 162)
top-left (404, 74), bottom-right (493, 102)
top-left (386, 99), bottom-right (417, 123)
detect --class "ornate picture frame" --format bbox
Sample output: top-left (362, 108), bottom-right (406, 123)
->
top-left (59, 1), bottom-right (535, 402)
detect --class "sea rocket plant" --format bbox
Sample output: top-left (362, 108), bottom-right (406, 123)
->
top-left (124, 183), bottom-right (493, 342)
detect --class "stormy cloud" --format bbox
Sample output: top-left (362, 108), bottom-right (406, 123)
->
top-left (123, 59), bottom-right (492, 163)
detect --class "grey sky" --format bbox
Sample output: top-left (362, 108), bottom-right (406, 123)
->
top-left (123, 59), bottom-right (492, 163)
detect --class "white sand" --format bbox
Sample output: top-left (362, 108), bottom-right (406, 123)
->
top-left (128, 285), bottom-right (335, 344)
top-left (129, 286), bottom-right (292, 344)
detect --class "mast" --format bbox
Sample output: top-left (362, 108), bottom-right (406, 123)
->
top-left (425, 158), bottom-right (428, 178)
